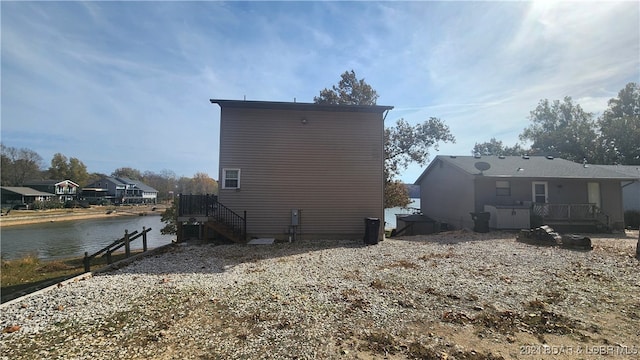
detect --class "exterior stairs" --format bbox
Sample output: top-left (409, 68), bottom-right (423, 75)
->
top-left (177, 194), bottom-right (246, 243)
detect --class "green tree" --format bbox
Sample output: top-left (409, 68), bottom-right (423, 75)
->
top-left (48, 153), bottom-right (70, 179)
top-left (596, 82), bottom-right (640, 164)
top-left (315, 71), bottom-right (455, 208)
top-left (314, 70), bottom-right (379, 105)
top-left (385, 118), bottom-right (454, 207)
top-left (160, 199), bottom-right (178, 235)
top-left (520, 97), bottom-right (597, 162)
top-left (68, 158), bottom-right (89, 186)
top-left (112, 167), bottom-right (143, 180)
top-left (472, 138), bottom-right (526, 156)
top-left (47, 153), bottom-right (90, 185)
top-left (0, 144), bottom-right (44, 186)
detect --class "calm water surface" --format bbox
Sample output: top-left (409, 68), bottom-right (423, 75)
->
top-left (1, 202), bottom-right (420, 260)
top-left (1, 215), bottom-right (175, 261)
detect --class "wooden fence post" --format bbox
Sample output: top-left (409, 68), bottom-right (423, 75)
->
top-left (124, 229), bottom-right (130, 258)
top-left (83, 252), bottom-right (90, 272)
top-left (142, 226), bottom-right (148, 252)
top-left (177, 222), bottom-right (183, 243)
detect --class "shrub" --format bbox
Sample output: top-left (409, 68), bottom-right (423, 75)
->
top-left (32, 199), bottom-right (63, 210)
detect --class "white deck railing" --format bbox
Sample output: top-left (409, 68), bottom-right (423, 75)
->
top-left (532, 203), bottom-right (609, 226)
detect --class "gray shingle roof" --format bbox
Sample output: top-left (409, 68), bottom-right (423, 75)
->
top-left (593, 165), bottom-right (640, 179)
top-left (1, 187), bottom-right (56, 196)
top-left (116, 177), bottom-right (158, 192)
top-left (415, 155), bottom-right (639, 183)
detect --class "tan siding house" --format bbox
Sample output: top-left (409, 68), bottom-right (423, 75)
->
top-left (212, 100), bottom-right (393, 241)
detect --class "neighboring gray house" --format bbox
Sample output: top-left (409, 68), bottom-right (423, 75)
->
top-left (178, 99), bottom-right (393, 242)
top-left (414, 155), bottom-right (638, 232)
top-left (593, 165), bottom-right (640, 211)
top-left (23, 179), bottom-right (80, 202)
top-left (83, 177), bottom-right (158, 204)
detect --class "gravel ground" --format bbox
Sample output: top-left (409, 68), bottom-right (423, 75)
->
top-left (1, 230), bottom-right (638, 359)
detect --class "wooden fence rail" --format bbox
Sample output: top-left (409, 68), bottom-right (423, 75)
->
top-left (83, 227), bottom-right (152, 272)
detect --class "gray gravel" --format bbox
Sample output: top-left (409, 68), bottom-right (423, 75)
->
top-left (1, 231), bottom-right (638, 359)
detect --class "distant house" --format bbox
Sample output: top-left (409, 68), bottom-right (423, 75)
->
top-left (414, 155), bottom-right (637, 232)
top-left (1, 187), bottom-right (56, 209)
top-left (23, 179), bottom-right (80, 202)
top-left (593, 165), bottom-right (640, 212)
top-left (82, 177), bottom-right (158, 205)
top-left (178, 99), bottom-right (393, 242)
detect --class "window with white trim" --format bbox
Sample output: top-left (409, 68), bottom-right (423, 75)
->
top-left (222, 169), bottom-right (240, 189)
top-left (496, 180), bottom-right (511, 196)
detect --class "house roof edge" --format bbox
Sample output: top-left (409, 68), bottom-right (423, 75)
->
top-left (210, 99), bottom-right (394, 113)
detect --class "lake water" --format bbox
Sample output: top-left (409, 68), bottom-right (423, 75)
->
top-left (0, 215), bottom-right (175, 261)
top-left (384, 199), bottom-right (420, 230)
top-left (0, 201), bottom-right (420, 261)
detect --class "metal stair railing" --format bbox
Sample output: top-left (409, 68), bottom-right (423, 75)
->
top-left (178, 194), bottom-right (246, 241)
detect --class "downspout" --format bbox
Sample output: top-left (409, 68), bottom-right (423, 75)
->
top-left (381, 108), bottom-right (392, 239)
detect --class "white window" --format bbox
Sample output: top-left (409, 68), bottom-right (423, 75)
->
top-left (532, 181), bottom-right (548, 203)
top-left (222, 169), bottom-right (241, 189)
top-left (496, 180), bottom-right (511, 196)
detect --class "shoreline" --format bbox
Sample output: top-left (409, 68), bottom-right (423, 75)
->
top-left (0, 205), bottom-right (166, 227)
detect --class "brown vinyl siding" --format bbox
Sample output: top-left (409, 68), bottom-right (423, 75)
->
top-left (218, 107), bottom-right (384, 240)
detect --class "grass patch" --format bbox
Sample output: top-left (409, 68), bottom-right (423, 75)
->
top-left (1, 253), bottom-right (80, 288)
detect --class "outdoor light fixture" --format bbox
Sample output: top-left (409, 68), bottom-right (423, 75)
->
top-left (301, 118), bottom-right (308, 125)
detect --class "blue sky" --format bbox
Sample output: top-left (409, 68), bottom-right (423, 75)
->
top-left (2, 1), bottom-right (638, 183)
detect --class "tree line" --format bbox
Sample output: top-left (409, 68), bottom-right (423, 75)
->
top-left (473, 82), bottom-right (640, 165)
top-left (0, 147), bottom-right (218, 202)
top-left (315, 71), bottom-right (639, 208)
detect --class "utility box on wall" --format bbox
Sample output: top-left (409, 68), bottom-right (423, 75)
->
top-left (291, 209), bottom-right (300, 226)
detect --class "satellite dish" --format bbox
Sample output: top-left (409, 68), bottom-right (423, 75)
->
top-left (475, 161), bottom-right (491, 174)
